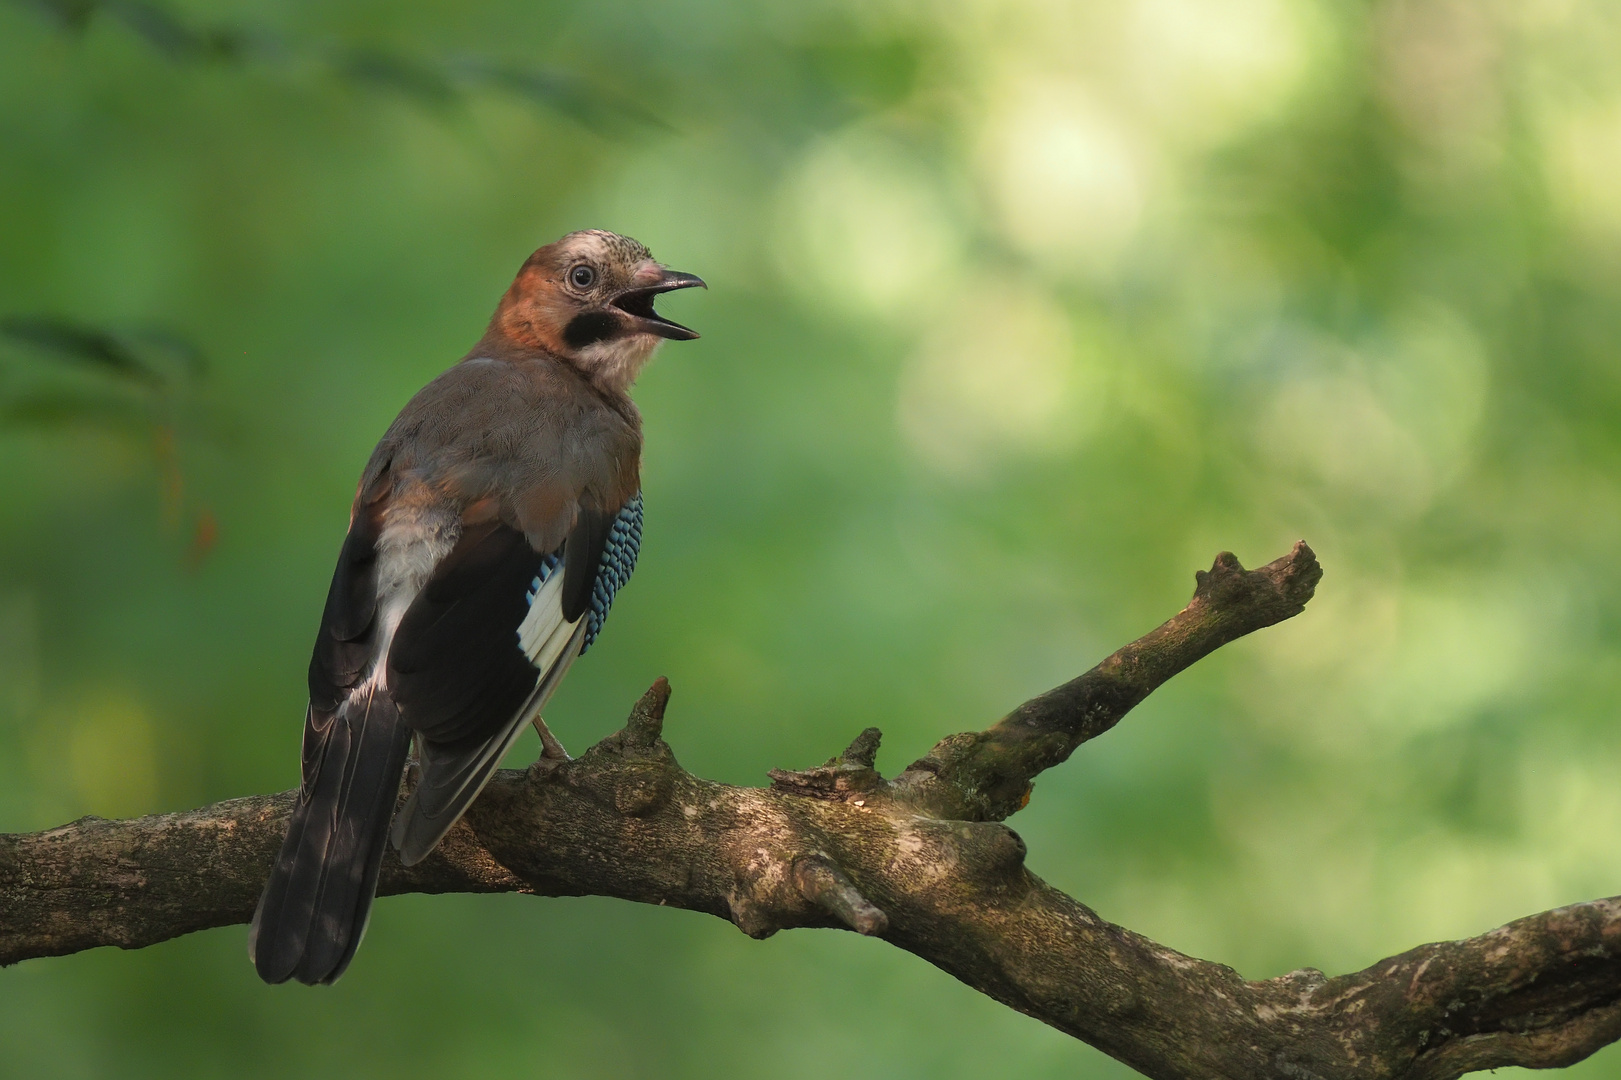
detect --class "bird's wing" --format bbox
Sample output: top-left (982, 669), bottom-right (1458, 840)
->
top-left (302, 489), bottom-right (385, 788)
top-left (387, 499), bottom-right (635, 865)
top-left (252, 487), bottom-right (414, 985)
top-left (578, 491), bottom-right (642, 653)
top-left (385, 518), bottom-right (563, 745)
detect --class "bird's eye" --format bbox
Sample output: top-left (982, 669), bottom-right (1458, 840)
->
top-left (569, 265), bottom-right (596, 289)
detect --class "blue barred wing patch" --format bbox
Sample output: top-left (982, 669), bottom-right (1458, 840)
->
top-left (582, 493), bottom-right (643, 652)
top-left (525, 553), bottom-right (562, 604)
top-left (523, 492), bottom-right (643, 654)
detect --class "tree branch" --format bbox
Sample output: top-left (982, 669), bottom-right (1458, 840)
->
top-left (3, 543), bottom-right (1618, 1080)
top-left (889, 541), bottom-right (1324, 820)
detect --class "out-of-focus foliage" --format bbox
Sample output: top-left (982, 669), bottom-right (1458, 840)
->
top-left (2, 0), bottom-right (1619, 1075)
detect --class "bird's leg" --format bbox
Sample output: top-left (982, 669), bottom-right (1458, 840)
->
top-left (533, 715), bottom-right (571, 761)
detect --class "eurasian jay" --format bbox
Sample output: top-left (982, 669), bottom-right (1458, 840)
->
top-left (249, 230), bottom-right (704, 985)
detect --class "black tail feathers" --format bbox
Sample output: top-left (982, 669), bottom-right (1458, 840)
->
top-left (250, 690), bottom-right (411, 985)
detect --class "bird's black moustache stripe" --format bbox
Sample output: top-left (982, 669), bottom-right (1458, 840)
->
top-left (563, 311), bottom-right (620, 349)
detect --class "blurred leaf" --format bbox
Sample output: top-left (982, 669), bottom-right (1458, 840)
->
top-left (333, 47), bottom-right (460, 110)
top-left (102, 0), bottom-right (251, 62)
top-left (129, 327), bottom-right (206, 380)
top-left (15, 0), bottom-right (95, 32)
top-left (15, 0), bottom-right (663, 132)
top-left (0, 388), bottom-right (155, 431)
top-left (455, 59), bottom-right (673, 133)
top-left (0, 316), bottom-right (167, 387)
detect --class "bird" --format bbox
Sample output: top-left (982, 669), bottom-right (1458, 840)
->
top-left (249, 230), bottom-right (704, 985)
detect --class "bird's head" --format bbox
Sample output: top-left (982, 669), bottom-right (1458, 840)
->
top-left (489, 230), bottom-right (705, 391)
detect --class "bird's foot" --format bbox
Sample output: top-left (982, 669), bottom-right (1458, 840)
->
top-left (533, 716), bottom-right (571, 762)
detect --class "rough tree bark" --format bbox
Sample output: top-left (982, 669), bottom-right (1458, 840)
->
top-left (3, 543), bottom-right (1619, 1080)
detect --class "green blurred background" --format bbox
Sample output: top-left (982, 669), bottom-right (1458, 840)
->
top-left (3, 0), bottom-right (1620, 1076)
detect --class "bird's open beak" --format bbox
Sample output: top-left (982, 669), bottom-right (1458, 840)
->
top-left (611, 269), bottom-right (707, 340)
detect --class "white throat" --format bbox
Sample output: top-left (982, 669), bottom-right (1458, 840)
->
top-left (575, 334), bottom-right (663, 392)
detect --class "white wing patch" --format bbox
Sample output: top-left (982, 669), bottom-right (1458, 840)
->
top-left (516, 569), bottom-right (580, 674)
top-left (354, 503), bottom-right (458, 701)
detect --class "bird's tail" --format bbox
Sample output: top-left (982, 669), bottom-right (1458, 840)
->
top-left (250, 688), bottom-right (411, 985)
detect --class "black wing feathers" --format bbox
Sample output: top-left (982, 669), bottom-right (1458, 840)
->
top-left (387, 520), bottom-right (548, 745)
top-left (391, 619), bottom-right (585, 865)
top-left (300, 501), bottom-right (384, 797)
top-left (307, 502), bottom-right (383, 716)
top-left (386, 504), bottom-right (617, 866)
